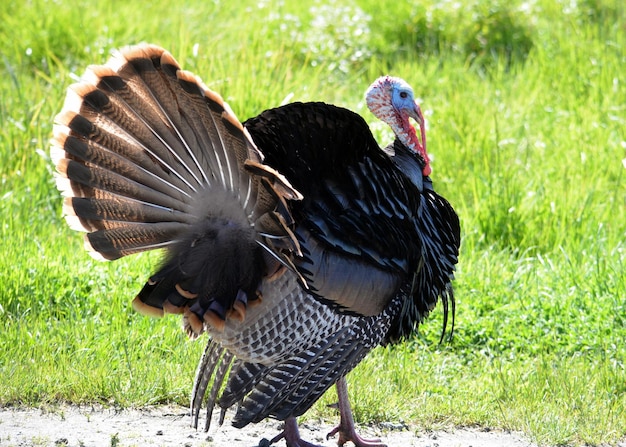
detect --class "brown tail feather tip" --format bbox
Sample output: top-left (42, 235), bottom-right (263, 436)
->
top-left (132, 296), bottom-right (164, 318)
top-left (59, 198), bottom-right (90, 234)
top-left (184, 310), bottom-right (206, 337)
top-left (118, 43), bottom-right (168, 62)
top-left (203, 310), bottom-right (226, 332)
top-left (244, 160), bottom-right (303, 201)
top-left (53, 168), bottom-right (74, 198)
top-left (163, 300), bottom-right (186, 315)
top-left (50, 127), bottom-right (70, 163)
top-left (66, 81), bottom-right (100, 104)
top-left (81, 236), bottom-right (111, 261)
top-left (104, 44), bottom-right (168, 74)
top-left (175, 68), bottom-right (245, 132)
top-left (175, 283), bottom-right (198, 299)
top-left (55, 87), bottom-right (83, 118)
top-left (80, 64), bottom-right (118, 85)
top-left (228, 300), bottom-right (247, 322)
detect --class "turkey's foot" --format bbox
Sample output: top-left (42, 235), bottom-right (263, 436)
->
top-left (327, 377), bottom-right (386, 447)
top-left (267, 417), bottom-right (322, 447)
top-left (325, 423), bottom-right (385, 447)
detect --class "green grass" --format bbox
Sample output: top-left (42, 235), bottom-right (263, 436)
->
top-left (1, 0), bottom-right (625, 445)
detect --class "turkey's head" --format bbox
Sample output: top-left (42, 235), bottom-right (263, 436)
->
top-left (365, 76), bottom-right (431, 176)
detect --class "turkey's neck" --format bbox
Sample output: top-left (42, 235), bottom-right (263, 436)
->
top-left (387, 140), bottom-right (428, 192)
top-left (389, 113), bottom-right (431, 177)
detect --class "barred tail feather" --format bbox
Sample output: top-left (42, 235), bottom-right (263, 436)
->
top-left (191, 340), bottom-right (230, 431)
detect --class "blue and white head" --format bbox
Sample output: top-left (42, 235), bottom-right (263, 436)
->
top-left (365, 76), bottom-right (431, 176)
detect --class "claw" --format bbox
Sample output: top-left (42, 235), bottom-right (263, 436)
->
top-left (268, 417), bottom-right (323, 447)
top-left (327, 377), bottom-right (387, 447)
top-left (326, 425), bottom-right (385, 447)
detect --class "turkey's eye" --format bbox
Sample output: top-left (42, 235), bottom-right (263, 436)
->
top-left (399, 91), bottom-right (408, 99)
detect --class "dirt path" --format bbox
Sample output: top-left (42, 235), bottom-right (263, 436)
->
top-left (0, 405), bottom-right (539, 447)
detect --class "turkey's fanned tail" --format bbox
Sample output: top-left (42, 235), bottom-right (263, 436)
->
top-left (52, 44), bottom-right (302, 334)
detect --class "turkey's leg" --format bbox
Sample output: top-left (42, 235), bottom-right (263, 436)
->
top-left (268, 417), bottom-right (321, 447)
top-left (326, 377), bottom-right (387, 447)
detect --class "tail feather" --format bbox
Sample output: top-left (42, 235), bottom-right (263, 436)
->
top-left (191, 341), bottom-right (222, 429)
top-left (190, 340), bottom-right (237, 432)
top-left (203, 350), bottom-right (234, 431)
top-left (66, 196), bottom-right (193, 229)
top-left (84, 222), bottom-right (182, 260)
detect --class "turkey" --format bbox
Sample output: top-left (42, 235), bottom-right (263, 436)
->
top-left (51, 44), bottom-right (460, 447)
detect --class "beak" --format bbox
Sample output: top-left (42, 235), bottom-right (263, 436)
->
top-left (407, 102), bottom-right (431, 176)
top-left (407, 102), bottom-right (426, 152)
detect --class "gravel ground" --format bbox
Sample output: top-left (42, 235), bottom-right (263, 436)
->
top-left (0, 405), bottom-right (540, 447)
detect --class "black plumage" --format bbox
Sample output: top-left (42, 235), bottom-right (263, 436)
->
top-left (52, 44), bottom-right (460, 447)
